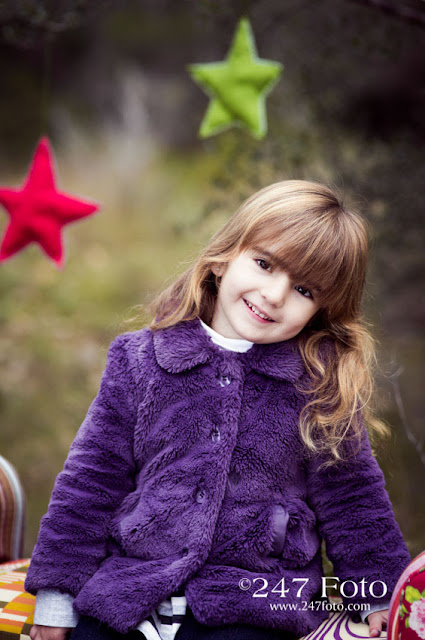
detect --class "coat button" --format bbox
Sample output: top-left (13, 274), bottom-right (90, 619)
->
top-left (181, 547), bottom-right (189, 556)
top-left (211, 427), bottom-right (221, 443)
top-left (218, 374), bottom-right (231, 387)
top-left (195, 488), bottom-right (206, 503)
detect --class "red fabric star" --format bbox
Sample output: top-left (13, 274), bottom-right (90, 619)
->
top-left (0, 137), bottom-right (100, 267)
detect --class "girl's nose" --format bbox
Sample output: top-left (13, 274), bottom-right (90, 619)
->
top-left (261, 273), bottom-right (291, 306)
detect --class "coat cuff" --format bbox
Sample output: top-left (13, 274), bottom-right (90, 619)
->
top-left (34, 589), bottom-right (79, 627)
top-left (360, 601), bottom-right (390, 623)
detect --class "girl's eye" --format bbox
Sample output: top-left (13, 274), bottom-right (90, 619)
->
top-left (295, 285), bottom-right (313, 299)
top-left (255, 258), bottom-right (272, 271)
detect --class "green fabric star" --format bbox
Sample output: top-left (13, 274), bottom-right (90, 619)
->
top-left (188, 17), bottom-right (283, 139)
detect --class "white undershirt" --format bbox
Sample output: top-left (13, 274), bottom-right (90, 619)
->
top-left (199, 318), bottom-right (254, 352)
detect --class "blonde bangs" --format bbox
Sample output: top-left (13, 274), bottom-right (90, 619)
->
top-left (239, 197), bottom-right (368, 318)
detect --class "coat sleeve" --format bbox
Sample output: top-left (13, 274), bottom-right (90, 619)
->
top-left (25, 333), bottom-right (138, 597)
top-left (306, 419), bottom-right (411, 619)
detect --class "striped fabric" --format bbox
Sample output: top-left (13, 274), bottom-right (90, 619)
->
top-left (137, 589), bottom-right (187, 640)
top-left (0, 456), bottom-right (25, 563)
top-left (33, 585), bottom-right (187, 638)
top-left (301, 610), bottom-right (386, 640)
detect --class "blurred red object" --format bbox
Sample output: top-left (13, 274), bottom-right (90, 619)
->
top-left (388, 551), bottom-right (425, 640)
top-left (0, 137), bottom-right (100, 267)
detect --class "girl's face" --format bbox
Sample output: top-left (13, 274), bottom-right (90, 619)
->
top-left (211, 246), bottom-right (320, 344)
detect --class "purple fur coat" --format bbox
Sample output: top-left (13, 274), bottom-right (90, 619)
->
top-left (25, 317), bottom-right (411, 635)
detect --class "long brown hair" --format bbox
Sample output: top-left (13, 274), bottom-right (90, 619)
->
top-left (146, 180), bottom-right (388, 462)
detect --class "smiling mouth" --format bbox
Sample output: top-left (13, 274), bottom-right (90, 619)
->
top-left (244, 299), bottom-right (275, 322)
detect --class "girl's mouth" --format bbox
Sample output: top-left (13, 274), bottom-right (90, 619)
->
top-left (243, 299), bottom-right (275, 323)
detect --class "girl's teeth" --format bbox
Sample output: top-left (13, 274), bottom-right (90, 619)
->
top-left (246, 300), bottom-right (272, 321)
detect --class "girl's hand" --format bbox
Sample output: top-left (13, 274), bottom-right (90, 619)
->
top-left (29, 624), bottom-right (73, 640)
top-left (367, 609), bottom-right (388, 637)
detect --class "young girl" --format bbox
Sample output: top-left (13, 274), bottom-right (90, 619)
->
top-left (26, 180), bottom-right (411, 640)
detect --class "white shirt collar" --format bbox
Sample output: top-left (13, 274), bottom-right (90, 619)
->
top-left (199, 318), bottom-right (253, 352)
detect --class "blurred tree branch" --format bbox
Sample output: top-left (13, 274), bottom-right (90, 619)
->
top-left (0, 0), bottom-right (116, 49)
top-left (1, 0), bottom-right (425, 51)
top-left (390, 362), bottom-right (425, 466)
top-left (347, 0), bottom-right (425, 27)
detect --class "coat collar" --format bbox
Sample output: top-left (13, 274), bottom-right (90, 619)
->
top-left (152, 317), bottom-right (306, 383)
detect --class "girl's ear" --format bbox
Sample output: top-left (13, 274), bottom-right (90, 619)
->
top-left (211, 264), bottom-right (224, 276)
